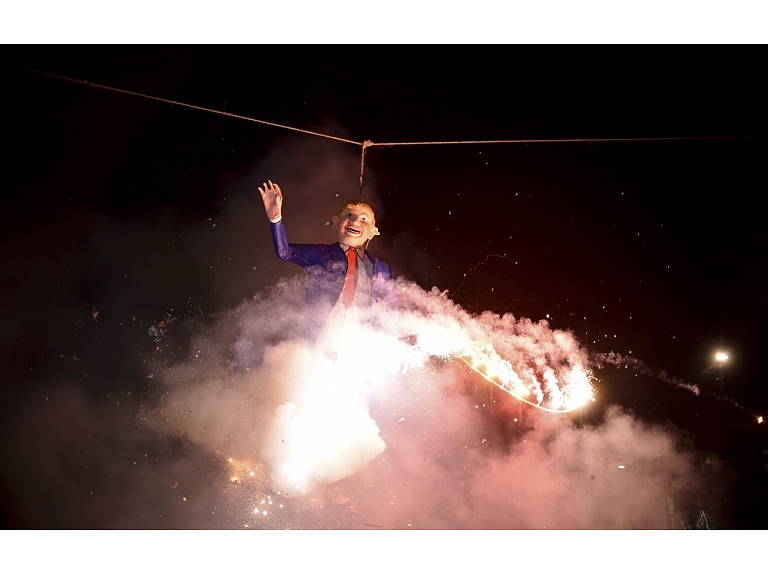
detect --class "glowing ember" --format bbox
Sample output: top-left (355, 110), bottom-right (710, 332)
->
top-left (222, 455), bottom-right (293, 528)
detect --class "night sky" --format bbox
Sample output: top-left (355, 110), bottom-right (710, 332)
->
top-left (2, 45), bottom-right (767, 539)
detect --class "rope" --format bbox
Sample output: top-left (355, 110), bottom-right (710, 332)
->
top-left (18, 67), bottom-right (767, 194)
top-left (21, 67), bottom-right (765, 151)
top-left (16, 67), bottom-right (362, 147)
top-left (358, 141), bottom-right (372, 198)
top-left (367, 135), bottom-right (763, 147)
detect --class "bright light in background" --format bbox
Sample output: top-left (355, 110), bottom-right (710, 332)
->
top-left (714, 352), bottom-right (729, 362)
top-left (758, 416), bottom-right (763, 424)
top-left (617, 465), bottom-right (625, 469)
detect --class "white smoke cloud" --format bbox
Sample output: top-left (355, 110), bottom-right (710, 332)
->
top-left (141, 274), bottom-right (702, 529)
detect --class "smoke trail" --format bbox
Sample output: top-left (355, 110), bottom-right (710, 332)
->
top-left (592, 351), bottom-right (701, 396)
top-left (592, 351), bottom-right (764, 425)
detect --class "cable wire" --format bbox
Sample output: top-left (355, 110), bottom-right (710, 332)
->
top-left (16, 67), bottom-right (362, 147)
top-left (19, 67), bottom-right (765, 149)
top-left (17, 66), bottom-right (768, 199)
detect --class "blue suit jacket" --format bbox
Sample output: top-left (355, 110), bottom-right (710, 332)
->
top-left (270, 220), bottom-right (396, 310)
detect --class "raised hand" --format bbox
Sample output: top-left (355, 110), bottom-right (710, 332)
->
top-left (258, 180), bottom-right (283, 222)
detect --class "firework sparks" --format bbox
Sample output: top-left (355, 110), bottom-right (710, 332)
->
top-left (389, 283), bottom-right (596, 413)
top-left (458, 353), bottom-right (594, 413)
top-left (222, 455), bottom-right (293, 528)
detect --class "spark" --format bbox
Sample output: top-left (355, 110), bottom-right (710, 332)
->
top-left (459, 354), bottom-right (593, 413)
top-left (452, 254), bottom-right (518, 296)
top-left (374, 283), bottom-right (597, 413)
top-left (414, 322), bottom-right (593, 413)
top-left (224, 455), bottom-right (288, 527)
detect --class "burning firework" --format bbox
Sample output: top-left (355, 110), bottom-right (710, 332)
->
top-left (385, 281), bottom-right (595, 413)
top-left (146, 278), bottom-right (596, 505)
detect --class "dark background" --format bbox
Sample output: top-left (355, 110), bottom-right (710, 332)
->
top-left (1, 46), bottom-right (766, 528)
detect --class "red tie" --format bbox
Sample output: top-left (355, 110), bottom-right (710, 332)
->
top-left (342, 247), bottom-right (357, 308)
